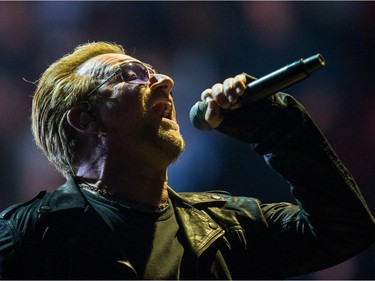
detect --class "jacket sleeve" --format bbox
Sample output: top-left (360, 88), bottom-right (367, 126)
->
top-left (216, 90), bottom-right (375, 277)
top-left (0, 192), bottom-right (46, 279)
top-left (0, 218), bottom-right (16, 279)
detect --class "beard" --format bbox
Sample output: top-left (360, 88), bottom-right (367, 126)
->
top-left (137, 115), bottom-right (186, 166)
top-left (155, 125), bottom-right (185, 163)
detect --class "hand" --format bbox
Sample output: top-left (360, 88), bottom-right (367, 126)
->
top-left (201, 74), bottom-right (247, 128)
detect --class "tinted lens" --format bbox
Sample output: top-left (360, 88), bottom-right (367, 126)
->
top-left (120, 62), bottom-right (149, 84)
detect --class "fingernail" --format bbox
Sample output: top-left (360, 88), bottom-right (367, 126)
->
top-left (236, 87), bottom-right (242, 94)
top-left (228, 95), bottom-right (234, 103)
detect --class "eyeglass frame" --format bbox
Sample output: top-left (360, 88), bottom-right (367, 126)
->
top-left (85, 60), bottom-right (155, 100)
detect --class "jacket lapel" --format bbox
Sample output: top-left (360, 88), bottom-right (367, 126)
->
top-left (168, 188), bottom-right (226, 257)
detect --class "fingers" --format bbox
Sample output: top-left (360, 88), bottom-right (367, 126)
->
top-left (200, 74), bottom-right (247, 128)
top-left (201, 74), bottom-right (247, 106)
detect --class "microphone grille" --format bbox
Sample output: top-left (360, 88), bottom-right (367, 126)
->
top-left (189, 101), bottom-right (214, 131)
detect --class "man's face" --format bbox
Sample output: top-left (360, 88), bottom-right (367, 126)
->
top-left (77, 53), bottom-right (185, 165)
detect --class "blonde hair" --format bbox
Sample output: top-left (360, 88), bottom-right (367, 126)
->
top-left (31, 41), bottom-right (125, 178)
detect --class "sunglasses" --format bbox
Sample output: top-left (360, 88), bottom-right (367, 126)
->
top-left (86, 61), bottom-right (154, 99)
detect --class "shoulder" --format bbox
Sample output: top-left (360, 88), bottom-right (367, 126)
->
top-left (0, 177), bottom-right (88, 233)
top-left (170, 188), bottom-right (261, 208)
top-left (169, 188), bottom-right (265, 221)
top-left (0, 191), bottom-right (46, 222)
top-left (169, 188), bottom-right (300, 224)
top-left (0, 191), bottom-right (47, 256)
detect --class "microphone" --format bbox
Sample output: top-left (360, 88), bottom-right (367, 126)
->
top-left (189, 53), bottom-right (326, 130)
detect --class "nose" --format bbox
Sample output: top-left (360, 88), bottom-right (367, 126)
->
top-left (148, 73), bottom-right (174, 94)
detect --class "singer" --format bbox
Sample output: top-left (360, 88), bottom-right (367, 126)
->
top-left (0, 41), bottom-right (374, 279)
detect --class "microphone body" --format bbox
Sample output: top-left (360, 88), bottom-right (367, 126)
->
top-left (189, 54), bottom-right (325, 131)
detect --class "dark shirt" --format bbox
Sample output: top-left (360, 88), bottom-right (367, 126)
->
top-left (82, 189), bottom-right (184, 279)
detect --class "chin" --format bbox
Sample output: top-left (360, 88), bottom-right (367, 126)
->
top-left (158, 129), bottom-right (185, 162)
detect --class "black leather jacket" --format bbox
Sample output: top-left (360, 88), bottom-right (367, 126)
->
top-left (1, 93), bottom-right (374, 279)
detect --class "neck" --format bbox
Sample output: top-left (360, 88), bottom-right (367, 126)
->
top-left (74, 137), bottom-right (176, 210)
top-left (75, 155), bottom-right (170, 210)
top-left (80, 180), bottom-right (170, 213)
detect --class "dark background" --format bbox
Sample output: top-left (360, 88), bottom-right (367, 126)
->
top-left (0, 1), bottom-right (374, 279)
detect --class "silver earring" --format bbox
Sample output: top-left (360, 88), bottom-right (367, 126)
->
top-left (97, 129), bottom-right (107, 138)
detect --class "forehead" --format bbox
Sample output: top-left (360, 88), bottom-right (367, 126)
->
top-left (77, 53), bottom-right (143, 76)
top-left (89, 53), bottom-right (141, 66)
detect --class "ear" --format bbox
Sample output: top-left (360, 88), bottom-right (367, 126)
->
top-left (66, 104), bottom-right (98, 135)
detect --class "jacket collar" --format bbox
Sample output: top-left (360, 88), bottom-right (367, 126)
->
top-left (38, 177), bottom-right (228, 214)
top-left (38, 177), bottom-right (89, 214)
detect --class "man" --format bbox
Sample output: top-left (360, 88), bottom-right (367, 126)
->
top-left (0, 41), bottom-right (374, 279)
